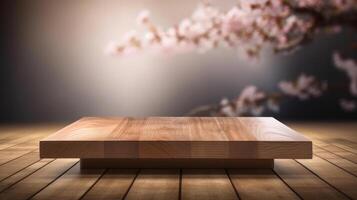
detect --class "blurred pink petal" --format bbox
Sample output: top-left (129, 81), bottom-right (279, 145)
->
top-left (339, 99), bottom-right (356, 112)
top-left (279, 74), bottom-right (327, 100)
top-left (333, 52), bottom-right (357, 96)
top-left (136, 10), bottom-right (150, 25)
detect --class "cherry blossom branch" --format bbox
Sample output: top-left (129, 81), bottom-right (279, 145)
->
top-left (107, 0), bottom-right (356, 57)
top-left (187, 74), bottom-right (328, 116)
top-left (106, 0), bottom-right (357, 114)
top-left (276, 4), bottom-right (357, 52)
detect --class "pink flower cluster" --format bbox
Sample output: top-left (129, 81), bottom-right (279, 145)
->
top-left (107, 0), bottom-right (356, 58)
top-left (219, 86), bottom-right (271, 116)
top-left (201, 74), bottom-right (327, 117)
top-left (339, 99), bottom-right (356, 112)
top-left (106, 1), bottom-right (304, 57)
top-left (278, 74), bottom-right (327, 100)
top-left (333, 52), bottom-right (357, 111)
top-left (333, 52), bottom-right (357, 96)
top-left (107, 1), bottom-right (357, 114)
top-left (297, 0), bottom-right (356, 11)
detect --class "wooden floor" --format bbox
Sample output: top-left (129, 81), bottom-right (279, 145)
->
top-left (0, 121), bottom-right (356, 200)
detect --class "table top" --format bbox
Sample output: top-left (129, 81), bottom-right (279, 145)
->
top-left (43, 117), bottom-right (310, 142)
top-left (40, 117), bottom-right (312, 159)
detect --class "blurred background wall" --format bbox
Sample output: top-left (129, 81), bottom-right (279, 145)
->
top-left (1, 0), bottom-right (357, 122)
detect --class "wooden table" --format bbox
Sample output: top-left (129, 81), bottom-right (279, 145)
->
top-left (0, 121), bottom-right (356, 200)
top-left (39, 117), bottom-right (312, 169)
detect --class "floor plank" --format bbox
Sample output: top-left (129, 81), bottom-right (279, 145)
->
top-left (82, 169), bottom-right (138, 200)
top-left (0, 134), bottom-right (40, 150)
top-left (332, 139), bottom-right (357, 150)
top-left (0, 159), bottom-right (77, 200)
top-left (0, 140), bottom-right (41, 165)
top-left (182, 169), bottom-right (237, 200)
top-left (297, 156), bottom-right (357, 199)
top-left (0, 150), bottom-right (36, 166)
top-left (0, 152), bottom-right (40, 181)
top-left (125, 169), bottom-right (180, 200)
top-left (0, 159), bottom-right (52, 192)
top-left (0, 125), bottom-right (55, 150)
top-left (328, 140), bottom-right (357, 154)
top-left (316, 141), bottom-right (355, 154)
top-left (228, 169), bottom-right (299, 200)
top-left (314, 146), bottom-right (357, 176)
top-left (32, 163), bottom-right (104, 200)
top-left (315, 145), bottom-right (357, 164)
top-left (287, 121), bottom-right (357, 142)
top-left (274, 159), bottom-right (348, 200)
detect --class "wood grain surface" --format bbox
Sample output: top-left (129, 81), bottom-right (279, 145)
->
top-left (228, 169), bottom-right (300, 200)
top-left (81, 169), bottom-right (138, 200)
top-left (79, 158), bottom-right (274, 169)
top-left (182, 169), bottom-right (237, 200)
top-left (124, 169), bottom-right (180, 200)
top-left (32, 163), bottom-right (104, 200)
top-left (40, 117), bottom-right (312, 159)
top-left (0, 122), bottom-right (356, 200)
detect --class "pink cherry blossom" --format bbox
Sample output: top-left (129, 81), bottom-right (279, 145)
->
top-left (235, 85), bottom-right (266, 116)
top-left (278, 74), bottom-right (327, 100)
top-left (340, 99), bottom-right (356, 112)
top-left (107, 1), bottom-right (357, 115)
top-left (220, 98), bottom-right (237, 117)
top-left (105, 41), bottom-right (120, 56)
top-left (136, 10), bottom-right (150, 26)
top-left (108, 0), bottom-right (356, 57)
top-left (189, 74), bottom-right (327, 116)
top-left (333, 52), bottom-right (357, 96)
